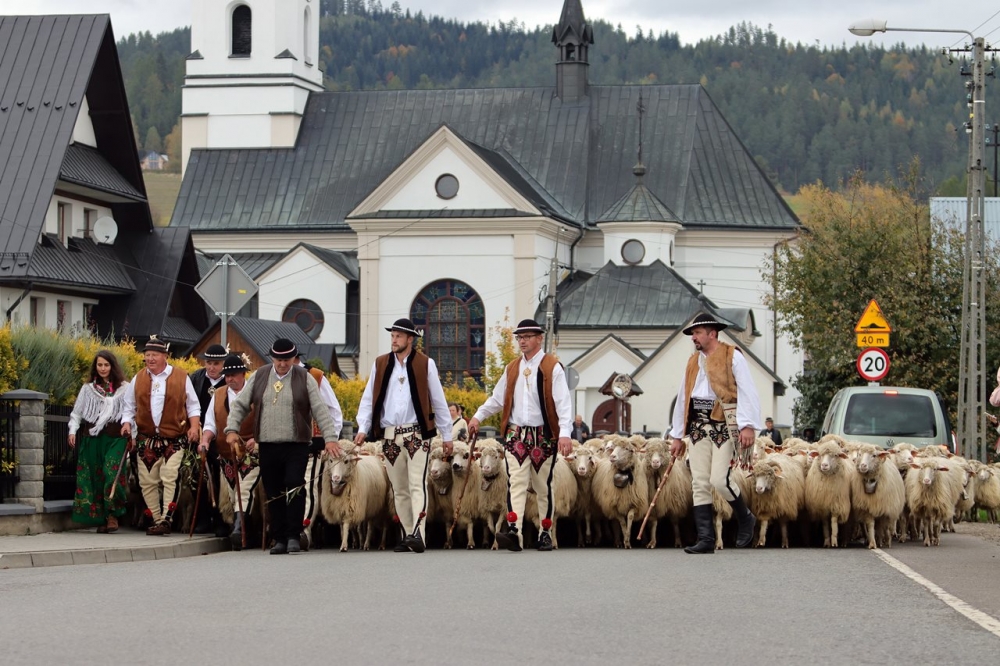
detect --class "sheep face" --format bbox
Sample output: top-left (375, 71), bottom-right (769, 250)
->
top-left (450, 441), bottom-right (471, 474)
top-left (910, 461), bottom-right (949, 486)
top-left (565, 447), bottom-right (598, 478)
top-left (609, 440), bottom-right (639, 471)
top-left (977, 467), bottom-right (995, 484)
top-left (751, 460), bottom-right (784, 495)
top-left (428, 449), bottom-right (453, 484)
top-left (810, 443), bottom-right (848, 475)
top-left (328, 450), bottom-right (360, 496)
top-left (479, 444), bottom-right (504, 480)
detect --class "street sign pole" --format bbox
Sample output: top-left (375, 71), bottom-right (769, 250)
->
top-left (195, 254), bottom-right (258, 351)
top-left (221, 256), bottom-right (230, 348)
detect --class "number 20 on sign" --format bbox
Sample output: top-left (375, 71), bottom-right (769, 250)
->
top-left (856, 347), bottom-right (890, 383)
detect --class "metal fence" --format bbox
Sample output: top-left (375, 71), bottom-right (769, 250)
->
top-left (0, 399), bottom-right (18, 501)
top-left (44, 404), bottom-right (75, 501)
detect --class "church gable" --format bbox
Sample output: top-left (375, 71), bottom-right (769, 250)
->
top-left (349, 125), bottom-right (543, 218)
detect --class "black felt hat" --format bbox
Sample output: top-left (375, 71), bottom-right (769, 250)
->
top-left (385, 318), bottom-right (420, 336)
top-left (143, 335), bottom-right (170, 354)
top-left (682, 313), bottom-right (728, 336)
top-left (201, 343), bottom-right (228, 360)
top-left (221, 353), bottom-right (249, 375)
top-left (270, 338), bottom-right (298, 360)
top-left (513, 319), bottom-right (544, 335)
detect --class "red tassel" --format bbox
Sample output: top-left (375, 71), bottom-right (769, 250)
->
top-left (302, 518), bottom-right (311, 527)
top-left (418, 511), bottom-right (426, 519)
top-left (143, 508), bottom-right (153, 517)
top-left (506, 511), bottom-right (517, 523)
top-left (167, 502), bottom-right (177, 511)
top-left (392, 515), bottom-right (400, 523)
top-left (541, 518), bottom-right (552, 531)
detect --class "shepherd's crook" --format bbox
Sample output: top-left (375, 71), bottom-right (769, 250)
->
top-left (637, 457), bottom-right (675, 541)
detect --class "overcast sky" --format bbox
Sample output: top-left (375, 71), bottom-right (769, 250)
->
top-left (1, 0), bottom-right (998, 49)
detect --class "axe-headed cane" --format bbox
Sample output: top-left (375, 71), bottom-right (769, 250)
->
top-left (637, 457), bottom-right (676, 542)
top-left (447, 434), bottom-right (478, 542)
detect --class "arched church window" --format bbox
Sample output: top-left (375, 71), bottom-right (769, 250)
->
top-left (410, 279), bottom-right (485, 384)
top-left (232, 5), bottom-right (252, 57)
top-left (282, 298), bottom-right (324, 340)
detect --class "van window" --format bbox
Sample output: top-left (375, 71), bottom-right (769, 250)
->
top-left (822, 392), bottom-right (842, 435)
top-left (843, 394), bottom-right (937, 437)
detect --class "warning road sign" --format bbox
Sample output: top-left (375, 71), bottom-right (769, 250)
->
top-left (857, 347), bottom-right (890, 382)
top-left (854, 299), bottom-right (891, 334)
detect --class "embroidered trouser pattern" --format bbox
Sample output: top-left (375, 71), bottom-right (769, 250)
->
top-left (136, 436), bottom-right (188, 524)
top-left (503, 425), bottom-right (557, 546)
top-left (688, 416), bottom-right (739, 507)
top-left (302, 445), bottom-right (326, 531)
top-left (381, 425), bottom-right (430, 542)
top-left (219, 451), bottom-right (261, 518)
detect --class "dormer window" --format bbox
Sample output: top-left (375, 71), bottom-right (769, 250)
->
top-left (435, 174), bottom-right (459, 200)
top-left (231, 5), bottom-right (252, 57)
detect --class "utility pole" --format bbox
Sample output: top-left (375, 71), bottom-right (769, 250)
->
top-left (544, 254), bottom-right (558, 353)
top-left (987, 123), bottom-right (999, 196)
top-left (957, 37), bottom-right (989, 461)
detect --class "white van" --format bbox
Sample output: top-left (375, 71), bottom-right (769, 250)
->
top-left (820, 386), bottom-right (953, 450)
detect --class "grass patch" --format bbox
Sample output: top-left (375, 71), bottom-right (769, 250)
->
top-left (144, 171), bottom-right (183, 227)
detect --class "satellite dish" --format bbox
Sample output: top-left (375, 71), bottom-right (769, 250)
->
top-left (611, 373), bottom-right (633, 400)
top-left (92, 216), bottom-right (118, 245)
top-left (566, 367), bottom-right (580, 390)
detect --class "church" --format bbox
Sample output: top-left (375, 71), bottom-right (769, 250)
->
top-left (171, 0), bottom-right (803, 432)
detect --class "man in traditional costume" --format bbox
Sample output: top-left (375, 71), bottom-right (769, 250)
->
top-left (468, 319), bottom-right (573, 552)
top-left (225, 338), bottom-right (340, 554)
top-left (190, 343), bottom-right (228, 534)
top-left (120, 336), bottom-right (201, 535)
top-left (199, 353), bottom-right (259, 550)
top-left (354, 318), bottom-right (452, 553)
top-left (295, 353), bottom-right (342, 549)
top-left (668, 312), bottom-right (762, 554)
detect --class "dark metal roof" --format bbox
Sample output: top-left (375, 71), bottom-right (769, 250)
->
top-left (597, 166), bottom-right (681, 223)
top-left (196, 251), bottom-right (282, 280)
top-left (229, 316), bottom-right (316, 359)
top-left (545, 260), bottom-right (712, 329)
top-left (25, 234), bottom-right (134, 292)
top-left (553, 0), bottom-right (593, 45)
top-left (161, 315), bottom-right (202, 343)
top-left (351, 209), bottom-right (527, 219)
top-left (60, 143), bottom-right (145, 201)
top-left (172, 86), bottom-right (798, 233)
top-left (301, 244), bottom-right (358, 281)
top-left (0, 15), bottom-right (149, 273)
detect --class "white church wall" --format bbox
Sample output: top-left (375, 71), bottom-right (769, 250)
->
top-left (382, 147), bottom-right (514, 211)
top-left (257, 250), bottom-right (349, 344)
top-left (598, 221), bottom-right (680, 267)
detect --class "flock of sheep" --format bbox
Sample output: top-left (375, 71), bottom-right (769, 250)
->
top-left (300, 433), bottom-right (1000, 552)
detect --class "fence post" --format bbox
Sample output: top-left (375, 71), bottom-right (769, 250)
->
top-left (2, 389), bottom-right (49, 512)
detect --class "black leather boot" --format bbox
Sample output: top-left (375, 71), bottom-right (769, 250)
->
top-left (495, 524), bottom-right (522, 552)
top-left (729, 494), bottom-right (756, 548)
top-left (230, 513), bottom-right (243, 552)
top-left (536, 531), bottom-right (553, 551)
top-left (684, 505), bottom-right (715, 554)
top-left (403, 532), bottom-right (425, 553)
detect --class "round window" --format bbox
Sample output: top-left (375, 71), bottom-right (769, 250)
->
top-left (281, 299), bottom-right (324, 340)
top-left (621, 239), bottom-right (645, 265)
top-left (435, 174), bottom-right (459, 200)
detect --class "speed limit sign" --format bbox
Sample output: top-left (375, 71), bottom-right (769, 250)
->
top-left (856, 347), bottom-right (890, 382)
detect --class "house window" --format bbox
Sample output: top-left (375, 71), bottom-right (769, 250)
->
top-left (232, 5), bottom-right (252, 57)
top-left (282, 299), bottom-right (324, 340)
top-left (57, 202), bottom-right (69, 244)
top-left (30, 297), bottom-right (44, 327)
top-left (410, 279), bottom-right (485, 384)
top-left (57, 300), bottom-right (70, 331)
top-left (84, 208), bottom-right (96, 239)
top-left (303, 7), bottom-right (312, 64)
top-left (83, 303), bottom-right (96, 332)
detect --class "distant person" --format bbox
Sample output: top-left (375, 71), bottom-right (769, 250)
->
top-left (571, 414), bottom-right (590, 442)
top-left (449, 403), bottom-right (468, 442)
top-left (759, 417), bottom-right (783, 447)
top-left (801, 426), bottom-right (817, 443)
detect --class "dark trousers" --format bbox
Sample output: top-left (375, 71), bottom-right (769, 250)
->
top-left (194, 439), bottom-right (220, 525)
top-left (259, 442), bottom-right (310, 543)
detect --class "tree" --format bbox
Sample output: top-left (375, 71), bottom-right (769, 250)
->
top-left (765, 163), bottom-right (1000, 430)
top-left (482, 309), bottom-right (519, 394)
top-left (163, 122), bottom-right (182, 172)
top-left (144, 126), bottom-right (163, 154)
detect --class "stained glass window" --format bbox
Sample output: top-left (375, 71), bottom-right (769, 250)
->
top-left (410, 279), bottom-right (485, 384)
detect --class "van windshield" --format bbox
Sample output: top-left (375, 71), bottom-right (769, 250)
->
top-left (843, 393), bottom-right (937, 437)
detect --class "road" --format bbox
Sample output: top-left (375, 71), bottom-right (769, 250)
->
top-left (3, 533), bottom-right (1000, 665)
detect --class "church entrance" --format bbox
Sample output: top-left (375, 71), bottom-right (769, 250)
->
top-left (592, 398), bottom-right (631, 435)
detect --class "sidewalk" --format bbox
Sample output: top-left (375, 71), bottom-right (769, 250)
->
top-left (0, 528), bottom-right (228, 569)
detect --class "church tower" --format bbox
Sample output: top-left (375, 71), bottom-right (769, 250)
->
top-left (181, 0), bottom-right (323, 173)
top-left (552, 0), bottom-right (593, 102)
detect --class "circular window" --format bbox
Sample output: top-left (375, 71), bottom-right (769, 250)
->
top-left (621, 239), bottom-right (645, 265)
top-left (435, 174), bottom-right (459, 200)
top-left (282, 299), bottom-right (324, 340)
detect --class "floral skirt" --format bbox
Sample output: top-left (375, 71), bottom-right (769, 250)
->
top-left (72, 432), bottom-right (127, 526)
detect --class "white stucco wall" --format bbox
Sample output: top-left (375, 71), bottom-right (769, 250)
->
top-left (568, 342), bottom-right (642, 423)
top-left (1, 288), bottom-right (97, 332)
top-left (71, 96), bottom-right (97, 148)
top-left (43, 196), bottom-right (114, 241)
top-left (382, 146), bottom-right (515, 211)
top-left (256, 249), bottom-right (349, 344)
top-left (597, 221), bottom-right (680, 267)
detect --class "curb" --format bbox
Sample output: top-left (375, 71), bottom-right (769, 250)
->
top-left (0, 537), bottom-right (229, 569)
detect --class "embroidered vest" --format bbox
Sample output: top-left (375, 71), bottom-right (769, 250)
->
top-left (248, 364), bottom-right (312, 442)
top-left (500, 353), bottom-right (560, 440)
top-left (214, 389), bottom-right (255, 458)
top-left (135, 368), bottom-right (189, 438)
top-left (371, 351), bottom-right (436, 440)
top-left (308, 367), bottom-right (325, 437)
top-left (682, 342), bottom-right (739, 426)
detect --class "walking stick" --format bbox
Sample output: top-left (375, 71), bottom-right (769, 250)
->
top-left (189, 452), bottom-right (205, 539)
top-left (448, 434), bottom-right (478, 542)
top-left (202, 452), bottom-right (217, 509)
top-left (105, 447), bottom-right (129, 504)
top-left (637, 457), bottom-right (676, 541)
top-left (231, 438), bottom-right (247, 550)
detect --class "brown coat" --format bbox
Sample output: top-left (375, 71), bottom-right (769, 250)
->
top-left (214, 389), bottom-right (255, 459)
top-left (682, 342), bottom-right (739, 426)
top-left (500, 354), bottom-right (560, 440)
top-left (371, 351), bottom-right (436, 440)
top-left (135, 368), bottom-right (190, 438)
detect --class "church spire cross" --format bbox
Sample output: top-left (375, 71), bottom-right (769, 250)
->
top-left (634, 90), bottom-right (646, 179)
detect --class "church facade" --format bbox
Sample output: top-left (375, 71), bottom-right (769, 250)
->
top-left (172, 0), bottom-right (803, 431)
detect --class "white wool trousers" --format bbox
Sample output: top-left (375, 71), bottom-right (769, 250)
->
top-left (381, 427), bottom-right (430, 542)
top-left (505, 452), bottom-right (556, 546)
top-left (689, 436), bottom-right (740, 507)
top-left (302, 451), bottom-right (325, 527)
top-left (136, 441), bottom-right (185, 524)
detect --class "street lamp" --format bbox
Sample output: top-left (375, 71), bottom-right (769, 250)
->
top-left (849, 20), bottom-right (989, 461)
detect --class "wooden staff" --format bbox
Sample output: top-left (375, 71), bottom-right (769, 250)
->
top-left (188, 453), bottom-right (205, 539)
top-left (105, 447), bottom-right (129, 504)
top-left (447, 435), bottom-right (478, 542)
top-left (202, 451), bottom-right (217, 509)
top-left (637, 457), bottom-right (676, 541)
top-left (231, 438), bottom-right (247, 550)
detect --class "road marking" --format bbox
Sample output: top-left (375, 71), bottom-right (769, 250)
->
top-left (873, 548), bottom-right (1000, 639)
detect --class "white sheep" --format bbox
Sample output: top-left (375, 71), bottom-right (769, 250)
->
top-left (849, 444), bottom-right (906, 549)
top-left (971, 461), bottom-right (1000, 523)
top-left (453, 438), bottom-right (507, 549)
top-left (804, 440), bottom-right (854, 548)
top-left (747, 454), bottom-right (805, 548)
top-left (563, 440), bottom-right (606, 546)
top-left (426, 441), bottom-right (457, 547)
top-left (905, 458), bottom-right (961, 546)
top-left (318, 442), bottom-right (393, 552)
top-left (641, 438), bottom-right (692, 549)
top-left (591, 436), bottom-right (649, 549)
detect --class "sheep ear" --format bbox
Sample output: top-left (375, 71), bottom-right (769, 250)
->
top-left (773, 467), bottom-right (785, 478)
top-left (877, 451), bottom-right (890, 459)
top-left (808, 451), bottom-right (819, 458)
top-left (837, 452), bottom-right (849, 459)
top-left (909, 463), bottom-right (920, 469)
top-left (938, 466), bottom-right (950, 472)
top-left (565, 453), bottom-right (577, 461)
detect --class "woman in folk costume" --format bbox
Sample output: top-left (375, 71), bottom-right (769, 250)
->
top-left (68, 350), bottom-right (131, 532)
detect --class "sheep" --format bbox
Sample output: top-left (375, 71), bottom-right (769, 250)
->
top-left (746, 454), bottom-right (806, 548)
top-left (905, 458), bottom-right (961, 546)
top-left (591, 436), bottom-right (649, 549)
top-left (952, 459), bottom-right (977, 526)
top-left (318, 442), bottom-right (393, 552)
top-left (804, 440), bottom-right (854, 548)
top-left (453, 438), bottom-right (507, 550)
top-left (710, 488), bottom-right (733, 550)
top-left (849, 444), bottom-right (906, 549)
top-left (525, 453), bottom-right (578, 549)
top-left (426, 441), bottom-right (457, 547)
top-left (640, 438), bottom-right (692, 549)
top-left (889, 443), bottom-right (919, 542)
top-left (971, 461), bottom-right (1000, 523)
top-left (564, 440), bottom-right (605, 546)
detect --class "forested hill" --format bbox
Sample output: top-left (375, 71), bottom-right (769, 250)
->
top-left (118, 6), bottom-right (997, 194)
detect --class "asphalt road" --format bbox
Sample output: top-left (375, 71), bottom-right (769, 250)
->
top-left (4, 537), bottom-right (1000, 665)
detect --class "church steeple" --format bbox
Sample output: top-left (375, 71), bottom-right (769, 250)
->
top-left (552, 0), bottom-right (594, 102)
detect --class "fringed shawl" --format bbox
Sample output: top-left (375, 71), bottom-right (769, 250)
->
top-left (70, 382), bottom-right (128, 437)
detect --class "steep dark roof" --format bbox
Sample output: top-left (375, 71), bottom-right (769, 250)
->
top-left (545, 260), bottom-right (714, 329)
top-left (299, 245), bottom-right (358, 281)
top-left (597, 166), bottom-right (681, 223)
top-left (552, 0), bottom-right (594, 45)
top-left (227, 316), bottom-right (315, 359)
top-left (172, 86), bottom-right (798, 233)
top-left (26, 235), bottom-right (134, 293)
top-left (196, 251), bottom-right (282, 280)
top-left (0, 15), bottom-right (148, 272)
top-left (60, 144), bottom-right (144, 201)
